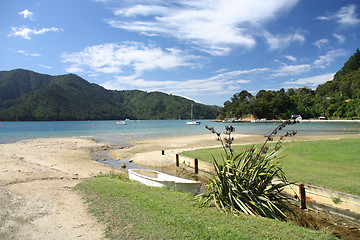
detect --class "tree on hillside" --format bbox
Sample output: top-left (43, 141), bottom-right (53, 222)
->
top-left (334, 48), bottom-right (360, 80)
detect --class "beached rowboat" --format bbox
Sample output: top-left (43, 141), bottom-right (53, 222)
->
top-left (128, 169), bottom-right (202, 195)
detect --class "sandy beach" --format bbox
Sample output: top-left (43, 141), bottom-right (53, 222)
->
top-left (1, 132), bottom-right (359, 239)
top-left (0, 138), bottom-right (118, 240)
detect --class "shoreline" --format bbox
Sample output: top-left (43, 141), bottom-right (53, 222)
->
top-left (1, 133), bottom-right (359, 239)
top-left (110, 132), bottom-right (360, 169)
top-left (222, 119), bottom-right (360, 123)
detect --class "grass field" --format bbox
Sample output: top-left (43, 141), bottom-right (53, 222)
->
top-left (181, 137), bottom-right (360, 196)
top-left (75, 173), bottom-right (334, 239)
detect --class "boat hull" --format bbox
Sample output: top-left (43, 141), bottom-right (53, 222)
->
top-left (186, 121), bottom-right (201, 125)
top-left (128, 169), bottom-right (202, 195)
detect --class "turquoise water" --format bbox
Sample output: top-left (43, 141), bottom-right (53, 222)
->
top-left (0, 120), bottom-right (359, 145)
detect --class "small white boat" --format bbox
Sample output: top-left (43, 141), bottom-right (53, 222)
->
top-left (116, 120), bottom-right (127, 125)
top-left (251, 118), bottom-right (267, 123)
top-left (128, 169), bottom-right (202, 195)
top-left (187, 104), bottom-right (201, 125)
top-left (186, 120), bottom-right (201, 125)
top-left (222, 117), bottom-right (240, 123)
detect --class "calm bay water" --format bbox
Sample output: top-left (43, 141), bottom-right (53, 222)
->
top-left (0, 120), bottom-right (359, 145)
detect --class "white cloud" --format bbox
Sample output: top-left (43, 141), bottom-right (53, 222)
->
top-left (101, 68), bottom-right (262, 96)
top-left (313, 38), bottom-right (329, 50)
top-left (19, 9), bottom-right (34, 20)
top-left (284, 55), bottom-right (297, 62)
top-left (271, 49), bottom-right (346, 77)
top-left (282, 73), bottom-right (335, 88)
top-left (313, 49), bottom-right (346, 68)
top-left (317, 4), bottom-right (360, 26)
top-left (270, 49), bottom-right (346, 78)
top-left (65, 66), bottom-right (85, 73)
top-left (207, 68), bottom-right (268, 82)
top-left (8, 26), bottom-right (63, 39)
top-left (11, 49), bottom-right (41, 57)
top-left (264, 31), bottom-right (305, 51)
top-left (113, 5), bottom-right (169, 17)
top-left (106, 0), bottom-right (299, 55)
top-left (19, 50), bottom-right (41, 57)
top-left (272, 64), bottom-right (311, 77)
top-left (61, 42), bottom-right (199, 75)
top-left (39, 64), bottom-right (51, 69)
top-left (214, 68), bottom-right (230, 73)
top-left (333, 33), bottom-right (346, 44)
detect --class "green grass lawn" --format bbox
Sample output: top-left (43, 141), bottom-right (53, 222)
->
top-left (75, 174), bottom-right (334, 239)
top-left (181, 137), bottom-right (360, 196)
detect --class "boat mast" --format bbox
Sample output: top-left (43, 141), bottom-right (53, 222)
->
top-left (191, 103), bottom-right (194, 120)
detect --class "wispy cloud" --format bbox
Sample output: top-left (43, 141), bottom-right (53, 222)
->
top-left (333, 33), bottom-right (346, 44)
top-left (61, 42), bottom-right (200, 75)
top-left (284, 55), bottom-right (297, 62)
top-left (264, 31), bottom-right (305, 51)
top-left (62, 41), bottom-right (266, 96)
top-left (8, 26), bottom-right (63, 40)
top-left (15, 49), bottom-right (41, 57)
top-left (271, 48), bottom-right (346, 77)
top-left (282, 73), bottom-right (335, 88)
top-left (101, 68), bottom-right (266, 97)
top-left (313, 49), bottom-right (346, 68)
top-left (313, 38), bottom-right (329, 50)
top-left (63, 42), bottom-right (346, 97)
top-left (272, 64), bottom-right (311, 77)
top-left (39, 64), bottom-right (52, 69)
top-left (317, 4), bottom-right (360, 26)
top-left (106, 0), bottom-right (299, 55)
top-left (19, 9), bottom-right (35, 20)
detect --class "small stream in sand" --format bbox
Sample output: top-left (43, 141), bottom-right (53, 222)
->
top-left (92, 146), bottom-right (145, 170)
top-left (91, 146), bottom-right (208, 193)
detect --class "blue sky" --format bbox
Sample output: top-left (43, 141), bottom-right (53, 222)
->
top-left (1, 0), bottom-right (359, 106)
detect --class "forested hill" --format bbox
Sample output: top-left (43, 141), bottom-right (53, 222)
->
top-left (219, 48), bottom-right (360, 120)
top-left (0, 69), bottom-right (218, 121)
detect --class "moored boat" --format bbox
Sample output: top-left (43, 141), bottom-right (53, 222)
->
top-left (128, 169), bottom-right (202, 195)
top-left (187, 104), bottom-right (201, 125)
top-left (186, 120), bottom-right (201, 125)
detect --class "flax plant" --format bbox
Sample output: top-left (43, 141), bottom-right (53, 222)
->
top-left (198, 120), bottom-right (298, 220)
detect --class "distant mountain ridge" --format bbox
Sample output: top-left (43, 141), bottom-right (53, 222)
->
top-left (0, 69), bottom-right (218, 121)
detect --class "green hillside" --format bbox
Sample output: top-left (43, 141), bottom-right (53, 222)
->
top-left (0, 69), bottom-right (218, 121)
top-left (219, 48), bottom-right (360, 120)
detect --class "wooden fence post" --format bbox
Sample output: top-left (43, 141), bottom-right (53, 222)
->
top-left (299, 183), bottom-right (306, 209)
top-left (194, 158), bottom-right (198, 174)
top-left (176, 154), bottom-right (179, 167)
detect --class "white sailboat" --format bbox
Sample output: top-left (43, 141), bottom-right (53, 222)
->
top-left (187, 104), bottom-right (201, 125)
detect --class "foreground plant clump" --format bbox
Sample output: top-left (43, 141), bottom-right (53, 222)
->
top-left (198, 120), bottom-right (298, 220)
